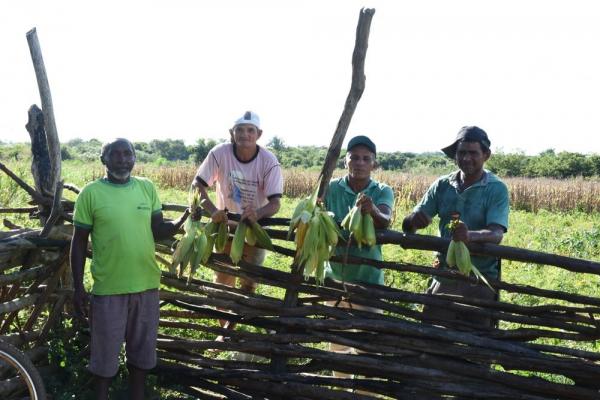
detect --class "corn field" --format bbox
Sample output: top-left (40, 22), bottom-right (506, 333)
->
top-left (124, 164), bottom-right (600, 213)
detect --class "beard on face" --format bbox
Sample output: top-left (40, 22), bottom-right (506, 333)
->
top-left (108, 168), bottom-right (131, 181)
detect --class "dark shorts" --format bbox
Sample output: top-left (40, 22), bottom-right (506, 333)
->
top-left (422, 279), bottom-right (496, 329)
top-left (89, 289), bottom-right (159, 377)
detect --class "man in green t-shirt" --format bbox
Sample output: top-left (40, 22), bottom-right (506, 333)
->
top-left (71, 138), bottom-right (189, 400)
top-left (402, 126), bottom-right (509, 328)
top-left (324, 135), bottom-right (394, 372)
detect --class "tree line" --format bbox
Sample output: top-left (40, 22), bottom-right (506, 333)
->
top-left (1, 137), bottom-right (599, 179)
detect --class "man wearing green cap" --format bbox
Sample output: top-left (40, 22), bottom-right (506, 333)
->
top-left (324, 135), bottom-right (394, 368)
top-left (402, 126), bottom-right (509, 327)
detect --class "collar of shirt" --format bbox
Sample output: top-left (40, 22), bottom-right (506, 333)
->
top-left (448, 170), bottom-right (489, 192)
top-left (339, 176), bottom-right (378, 195)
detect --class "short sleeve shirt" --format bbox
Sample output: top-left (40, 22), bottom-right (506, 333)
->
top-left (324, 177), bottom-right (395, 285)
top-left (73, 177), bottom-right (162, 295)
top-left (414, 170), bottom-right (509, 278)
top-left (195, 143), bottom-right (283, 214)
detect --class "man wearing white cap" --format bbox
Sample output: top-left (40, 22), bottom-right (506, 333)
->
top-left (193, 111), bottom-right (283, 329)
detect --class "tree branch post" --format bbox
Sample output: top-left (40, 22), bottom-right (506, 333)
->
top-left (26, 28), bottom-right (61, 195)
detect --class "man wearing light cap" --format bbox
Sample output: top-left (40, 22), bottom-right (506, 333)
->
top-left (193, 111), bottom-right (283, 331)
top-left (324, 135), bottom-right (394, 370)
top-left (402, 126), bottom-right (509, 328)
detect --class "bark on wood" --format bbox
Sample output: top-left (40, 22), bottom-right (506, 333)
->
top-left (39, 180), bottom-right (64, 237)
top-left (25, 104), bottom-right (53, 198)
top-left (0, 207), bottom-right (38, 214)
top-left (383, 230), bottom-right (600, 275)
top-left (0, 294), bottom-right (39, 314)
top-left (26, 28), bottom-right (61, 192)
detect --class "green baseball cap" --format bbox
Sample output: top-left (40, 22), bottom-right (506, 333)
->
top-left (347, 135), bottom-right (376, 155)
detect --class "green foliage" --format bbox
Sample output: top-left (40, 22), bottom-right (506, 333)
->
top-left (269, 145), bottom-right (326, 169)
top-left (4, 139), bottom-right (600, 177)
top-left (64, 138), bottom-right (103, 161)
top-left (266, 135), bottom-right (286, 151)
top-left (486, 151), bottom-right (530, 176)
top-left (0, 143), bottom-right (31, 161)
top-left (149, 139), bottom-right (190, 161)
top-left (487, 149), bottom-right (600, 178)
top-left (191, 138), bottom-right (221, 164)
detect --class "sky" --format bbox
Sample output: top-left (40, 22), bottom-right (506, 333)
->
top-left (1, 0), bottom-right (600, 155)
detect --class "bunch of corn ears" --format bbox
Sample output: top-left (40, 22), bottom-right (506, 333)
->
top-left (445, 219), bottom-right (494, 292)
top-left (340, 194), bottom-right (376, 248)
top-left (229, 220), bottom-right (274, 265)
top-left (171, 188), bottom-right (208, 284)
top-left (288, 182), bottom-right (342, 285)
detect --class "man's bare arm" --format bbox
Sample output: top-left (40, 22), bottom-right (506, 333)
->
top-left (151, 210), bottom-right (190, 240)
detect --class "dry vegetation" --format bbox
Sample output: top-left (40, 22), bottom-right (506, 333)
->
top-left (70, 163), bottom-right (600, 213)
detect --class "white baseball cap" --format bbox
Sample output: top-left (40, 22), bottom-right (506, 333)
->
top-left (234, 111), bottom-right (261, 129)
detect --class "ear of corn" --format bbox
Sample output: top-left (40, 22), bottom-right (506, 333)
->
top-left (446, 239), bottom-right (495, 292)
top-left (319, 211), bottom-right (340, 246)
top-left (251, 222), bottom-right (274, 250)
top-left (288, 189), bottom-right (343, 285)
top-left (201, 221), bottom-right (217, 264)
top-left (362, 213), bottom-right (376, 247)
top-left (215, 221), bottom-right (229, 253)
top-left (446, 240), bottom-right (457, 267)
top-left (188, 231), bottom-right (207, 284)
top-left (245, 224), bottom-right (257, 246)
top-left (341, 201), bottom-right (377, 249)
top-left (230, 222), bottom-right (247, 265)
top-left (171, 217), bottom-right (196, 274)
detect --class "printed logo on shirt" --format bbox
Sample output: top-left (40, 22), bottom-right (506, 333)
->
top-left (137, 204), bottom-right (151, 211)
top-left (228, 170), bottom-right (258, 211)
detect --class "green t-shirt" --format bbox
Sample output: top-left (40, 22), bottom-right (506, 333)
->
top-left (414, 170), bottom-right (509, 279)
top-left (324, 176), bottom-right (395, 285)
top-left (73, 177), bottom-right (162, 295)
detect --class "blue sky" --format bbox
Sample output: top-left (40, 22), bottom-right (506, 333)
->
top-left (1, 0), bottom-right (600, 155)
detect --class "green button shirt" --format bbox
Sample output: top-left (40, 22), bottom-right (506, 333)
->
top-left (324, 176), bottom-right (395, 285)
top-left (414, 170), bottom-right (509, 279)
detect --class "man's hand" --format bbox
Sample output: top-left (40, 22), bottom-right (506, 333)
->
top-left (356, 194), bottom-right (375, 215)
top-left (211, 209), bottom-right (228, 224)
top-left (452, 221), bottom-right (470, 242)
top-left (241, 205), bottom-right (258, 224)
top-left (73, 288), bottom-right (90, 322)
top-left (402, 211), bottom-right (432, 233)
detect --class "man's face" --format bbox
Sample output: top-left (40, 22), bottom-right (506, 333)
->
top-left (455, 141), bottom-right (489, 176)
top-left (231, 124), bottom-right (261, 150)
top-left (104, 141), bottom-right (135, 181)
top-left (346, 145), bottom-right (376, 180)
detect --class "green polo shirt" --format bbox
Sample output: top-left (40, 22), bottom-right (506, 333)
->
top-left (73, 177), bottom-right (162, 295)
top-left (324, 176), bottom-right (394, 285)
top-left (414, 170), bottom-right (509, 279)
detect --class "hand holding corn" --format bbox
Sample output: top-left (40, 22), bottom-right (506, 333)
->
top-left (171, 188), bottom-right (210, 284)
top-left (340, 194), bottom-right (376, 248)
top-left (445, 219), bottom-right (494, 292)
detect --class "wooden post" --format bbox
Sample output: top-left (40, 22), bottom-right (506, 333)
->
top-left (26, 28), bottom-right (61, 195)
top-left (270, 8), bottom-right (376, 373)
top-left (317, 8), bottom-right (375, 200)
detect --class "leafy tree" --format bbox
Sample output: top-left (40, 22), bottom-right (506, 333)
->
top-left (487, 152), bottom-right (531, 177)
top-left (150, 139), bottom-right (190, 161)
top-left (267, 136), bottom-right (286, 151)
top-left (191, 138), bottom-right (221, 164)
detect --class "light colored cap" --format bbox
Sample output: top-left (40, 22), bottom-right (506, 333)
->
top-left (234, 111), bottom-right (261, 129)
